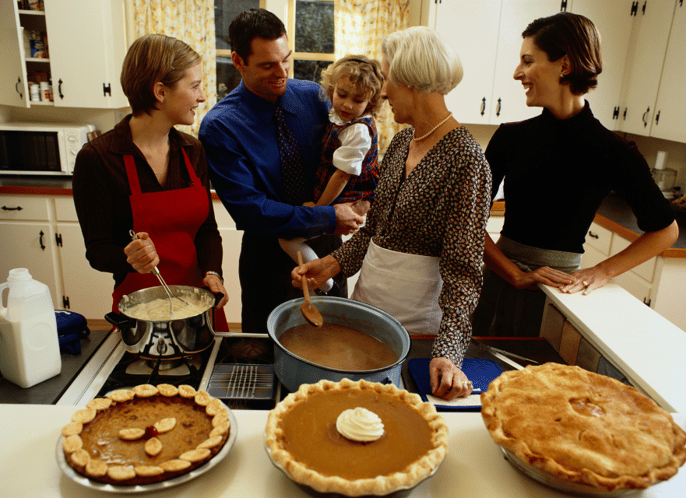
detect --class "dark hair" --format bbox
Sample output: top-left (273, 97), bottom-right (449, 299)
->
top-left (121, 34), bottom-right (200, 116)
top-left (522, 12), bottom-right (602, 95)
top-left (229, 9), bottom-right (286, 64)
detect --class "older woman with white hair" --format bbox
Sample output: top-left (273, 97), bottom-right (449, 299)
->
top-left (292, 26), bottom-right (492, 400)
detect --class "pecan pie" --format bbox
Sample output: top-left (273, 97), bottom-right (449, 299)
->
top-left (481, 363), bottom-right (686, 492)
top-left (60, 384), bottom-right (231, 486)
top-left (264, 379), bottom-right (449, 496)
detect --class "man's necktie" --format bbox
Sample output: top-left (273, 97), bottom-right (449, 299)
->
top-left (274, 106), bottom-right (309, 205)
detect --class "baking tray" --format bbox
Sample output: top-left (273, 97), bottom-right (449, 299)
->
top-left (407, 358), bottom-right (502, 411)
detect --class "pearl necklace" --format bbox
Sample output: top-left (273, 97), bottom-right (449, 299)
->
top-left (413, 112), bottom-right (453, 141)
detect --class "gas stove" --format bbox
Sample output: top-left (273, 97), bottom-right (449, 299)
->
top-left (57, 331), bottom-right (281, 408)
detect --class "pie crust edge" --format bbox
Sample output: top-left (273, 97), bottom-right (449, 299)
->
top-left (480, 363), bottom-right (686, 492)
top-left (264, 378), bottom-right (449, 496)
top-left (60, 384), bottom-right (231, 486)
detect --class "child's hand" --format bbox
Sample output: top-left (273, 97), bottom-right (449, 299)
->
top-left (302, 201), bottom-right (316, 207)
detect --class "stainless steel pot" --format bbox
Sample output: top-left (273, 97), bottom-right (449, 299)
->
top-left (267, 296), bottom-right (411, 392)
top-left (105, 285), bottom-right (221, 359)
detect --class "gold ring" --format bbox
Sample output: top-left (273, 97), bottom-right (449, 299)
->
top-left (582, 281), bottom-right (589, 287)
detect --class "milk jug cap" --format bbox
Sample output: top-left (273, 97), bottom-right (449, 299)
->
top-left (7, 268), bottom-right (32, 282)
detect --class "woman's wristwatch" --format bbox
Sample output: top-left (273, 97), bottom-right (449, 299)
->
top-left (204, 270), bottom-right (224, 284)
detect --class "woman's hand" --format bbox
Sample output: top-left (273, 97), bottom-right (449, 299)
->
top-left (291, 254), bottom-right (342, 291)
top-left (429, 357), bottom-right (473, 400)
top-left (124, 232), bottom-right (159, 274)
top-left (203, 273), bottom-right (229, 308)
top-left (512, 265), bottom-right (574, 290)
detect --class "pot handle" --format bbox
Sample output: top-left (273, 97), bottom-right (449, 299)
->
top-left (105, 311), bottom-right (136, 329)
top-left (381, 377), bottom-right (392, 385)
top-left (212, 291), bottom-right (224, 307)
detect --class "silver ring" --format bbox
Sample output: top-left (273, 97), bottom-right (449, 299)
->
top-left (582, 281), bottom-right (589, 287)
top-left (462, 380), bottom-right (473, 388)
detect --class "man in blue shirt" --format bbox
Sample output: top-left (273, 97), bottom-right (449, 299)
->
top-left (200, 9), bottom-right (364, 333)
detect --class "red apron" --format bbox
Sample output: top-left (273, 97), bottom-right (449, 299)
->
top-left (112, 149), bottom-right (229, 332)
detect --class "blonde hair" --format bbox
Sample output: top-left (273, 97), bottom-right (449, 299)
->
top-left (320, 55), bottom-right (385, 117)
top-left (121, 34), bottom-right (201, 116)
top-left (381, 27), bottom-right (462, 94)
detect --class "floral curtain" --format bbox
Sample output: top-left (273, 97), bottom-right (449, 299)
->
top-left (334, 0), bottom-right (410, 155)
top-left (130, 0), bottom-right (216, 136)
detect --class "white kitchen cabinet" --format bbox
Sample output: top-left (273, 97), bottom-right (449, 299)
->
top-left (580, 220), bottom-right (686, 330)
top-left (616, 0), bottom-right (677, 136)
top-left (0, 195), bottom-right (61, 308)
top-left (569, 0), bottom-right (636, 130)
top-left (0, 0), bottom-right (30, 107)
top-left (427, 0), bottom-right (562, 125)
top-left (213, 200), bottom-right (243, 326)
top-left (650, 0), bottom-right (686, 142)
top-left (0, 194), bottom-right (113, 319)
top-left (0, 0), bottom-right (129, 109)
top-left (486, 214), bottom-right (504, 243)
top-left (53, 197), bottom-right (115, 319)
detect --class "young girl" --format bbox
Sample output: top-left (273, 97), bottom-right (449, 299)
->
top-left (280, 55), bottom-right (384, 292)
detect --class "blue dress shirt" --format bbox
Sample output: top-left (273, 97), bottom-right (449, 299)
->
top-left (199, 79), bottom-right (335, 240)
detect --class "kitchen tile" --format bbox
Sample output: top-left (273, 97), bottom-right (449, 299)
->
top-left (559, 321), bottom-right (581, 365)
top-left (540, 304), bottom-right (565, 352)
top-left (575, 337), bottom-right (601, 372)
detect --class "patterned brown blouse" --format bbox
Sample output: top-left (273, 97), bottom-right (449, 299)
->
top-left (333, 126), bottom-right (492, 366)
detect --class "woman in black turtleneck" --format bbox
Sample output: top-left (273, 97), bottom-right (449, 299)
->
top-left (472, 12), bottom-right (678, 337)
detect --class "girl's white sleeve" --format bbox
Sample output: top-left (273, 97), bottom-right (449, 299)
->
top-left (332, 123), bottom-right (372, 176)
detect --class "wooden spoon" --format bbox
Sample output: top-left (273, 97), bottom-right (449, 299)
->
top-left (297, 251), bottom-right (323, 327)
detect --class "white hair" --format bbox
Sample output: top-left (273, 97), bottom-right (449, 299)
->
top-left (381, 26), bottom-right (463, 94)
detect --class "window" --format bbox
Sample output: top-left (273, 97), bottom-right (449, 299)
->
top-left (290, 0), bottom-right (334, 82)
top-left (214, 0), bottom-right (335, 99)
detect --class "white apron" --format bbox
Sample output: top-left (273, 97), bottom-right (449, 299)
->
top-left (351, 239), bottom-right (443, 335)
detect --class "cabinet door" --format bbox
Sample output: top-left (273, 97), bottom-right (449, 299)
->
top-left (57, 223), bottom-right (114, 319)
top-left (490, 0), bottom-right (564, 124)
top-left (217, 228), bottom-right (243, 325)
top-left (0, 0), bottom-right (29, 107)
top-left (0, 221), bottom-right (60, 308)
top-left (617, 0), bottom-right (676, 135)
top-left (434, 0), bottom-right (502, 125)
top-left (43, 0), bottom-right (128, 108)
top-left (651, 1), bottom-right (686, 142)
top-left (570, 0), bottom-right (635, 130)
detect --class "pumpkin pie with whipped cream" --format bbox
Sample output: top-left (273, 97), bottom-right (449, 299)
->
top-left (264, 379), bottom-right (449, 496)
top-left (481, 363), bottom-right (686, 493)
top-left (60, 384), bottom-right (231, 486)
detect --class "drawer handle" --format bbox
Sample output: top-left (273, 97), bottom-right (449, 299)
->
top-left (1, 205), bottom-right (23, 211)
top-left (588, 231), bottom-right (599, 239)
top-left (39, 230), bottom-right (46, 251)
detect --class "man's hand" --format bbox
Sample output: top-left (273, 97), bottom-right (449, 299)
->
top-left (333, 203), bottom-right (364, 235)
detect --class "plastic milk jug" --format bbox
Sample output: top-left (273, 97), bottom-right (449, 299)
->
top-left (0, 268), bottom-right (61, 388)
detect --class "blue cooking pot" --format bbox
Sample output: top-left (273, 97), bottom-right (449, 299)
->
top-left (267, 296), bottom-right (411, 392)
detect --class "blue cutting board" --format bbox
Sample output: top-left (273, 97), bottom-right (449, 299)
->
top-left (408, 358), bottom-right (502, 411)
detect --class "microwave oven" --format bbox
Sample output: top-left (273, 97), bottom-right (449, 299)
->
top-left (0, 122), bottom-right (96, 176)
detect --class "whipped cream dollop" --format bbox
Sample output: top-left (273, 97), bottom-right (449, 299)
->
top-left (336, 407), bottom-right (385, 442)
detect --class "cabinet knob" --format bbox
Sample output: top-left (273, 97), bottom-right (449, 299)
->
top-left (496, 98), bottom-right (502, 117)
top-left (480, 97), bottom-right (486, 116)
top-left (642, 107), bottom-right (650, 128)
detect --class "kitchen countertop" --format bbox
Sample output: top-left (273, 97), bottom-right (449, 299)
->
top-left (540, 282), bottom-right (686, 414)
top-left (593, 192), bottom-right (686, 255)
top-left (1, 404), bottom-right (683, 497)
top-left (0, 328), bottom-right (111, 405)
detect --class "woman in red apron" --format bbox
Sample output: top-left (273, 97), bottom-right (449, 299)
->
top-left (73, 34), bottom-right (229, 331)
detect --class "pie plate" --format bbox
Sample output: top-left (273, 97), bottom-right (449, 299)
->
top-left (264, 440), bottom-right (440, 497)
top-left (56, 405), bottom-right (238, 494)
top-left (501, 447), bottom-right (640, 497)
